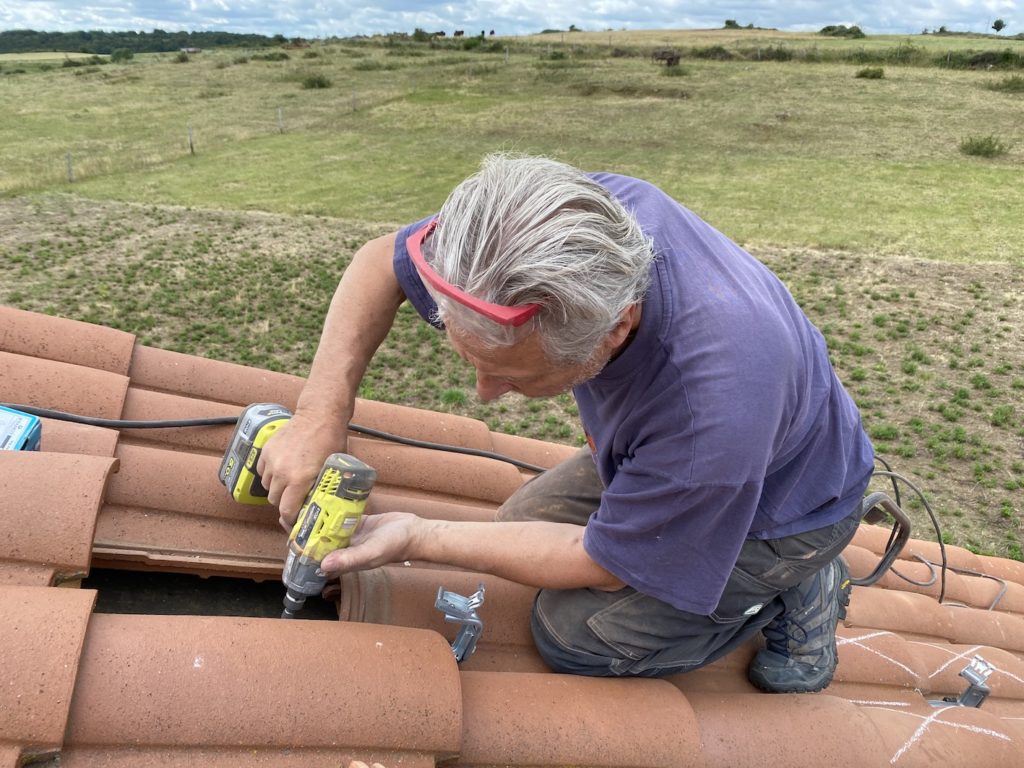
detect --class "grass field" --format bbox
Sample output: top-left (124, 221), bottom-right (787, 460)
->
top-left (0, 29), bottom-right (1021, 559)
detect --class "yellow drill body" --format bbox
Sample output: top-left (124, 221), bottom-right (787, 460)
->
top-left (282, 453), bottom-right (376, 618)
top-left (220, 403), bottom-right (376, 618)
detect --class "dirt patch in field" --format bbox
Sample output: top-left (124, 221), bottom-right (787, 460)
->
top-left (1, 194), bottom-right (1021, 561)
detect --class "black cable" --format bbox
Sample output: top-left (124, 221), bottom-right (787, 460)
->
top-left (871, 468), bottom-right (948, 605)
top-left (2, 402), bottom-right (547, 474)
top-left (3, 404), bottom-right (237, 429)
top-left (346, 422), bottom-right (546, 473)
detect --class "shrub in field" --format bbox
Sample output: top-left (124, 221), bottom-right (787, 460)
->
top-left (691, 45), bottom-right (733, 61)
top-left (820, 24), bottom-right (865, 39)
top-left (302, 73), bottom-right (331, 89)
top-left (252, 51), bottom-right (290, 61)
top-left (856, 66), bottom-right (885, 79)
top-left (661, 65), bottom-right (689, 77)
top-left (959, 135), bottom-right (1011, 157)
top-left (988, 74), bottom-right (1024, 92)
top-left (758, 45), bottom-right (793, 61)
top-left (111, 48), bottom-right (134, 63)
top-left (63, 55), bottom-right (106, 68)
top-left (353, 58), bottom-right (399, 71)
top-left (967, 50), bottom-right (1022, 69)
top-left (174, 52), bottom-right (190, 63)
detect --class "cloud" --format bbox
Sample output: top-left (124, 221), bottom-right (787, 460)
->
top-left (0, 0), bottom-right (1015, 38)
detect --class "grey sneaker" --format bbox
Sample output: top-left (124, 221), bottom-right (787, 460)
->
top-left (747, 556), bottom-right (851, 693)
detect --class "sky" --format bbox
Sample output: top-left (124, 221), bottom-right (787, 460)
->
top-left (0, 1), bottom-right (1017, 39)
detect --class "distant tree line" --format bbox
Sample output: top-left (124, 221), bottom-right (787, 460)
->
top-left (0, 29), bottom-right (283, 55)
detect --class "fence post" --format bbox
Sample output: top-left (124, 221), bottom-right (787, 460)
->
top-left (65, 152), bottom-right (74, 183)
top-left (187, 125), bottom-right (195, 155)
top-left (505, 46), bottom-right (509, 64)
top-left (277, 106), bottom-right (284, 133)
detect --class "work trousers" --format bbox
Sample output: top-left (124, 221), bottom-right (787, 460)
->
top-left (498, 448), bottom-right (862, 677)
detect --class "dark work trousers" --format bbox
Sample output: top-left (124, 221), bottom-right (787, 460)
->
top-left (497, 447), bottom-right (863, 677)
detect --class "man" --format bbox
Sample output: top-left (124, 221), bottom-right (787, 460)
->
top-left (259, 154), bottom-right (874, 692)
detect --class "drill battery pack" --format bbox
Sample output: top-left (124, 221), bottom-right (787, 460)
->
top-left (219, 403), bottom-right (292, 504)
top-left (0, 405), bottom-right (42, 451)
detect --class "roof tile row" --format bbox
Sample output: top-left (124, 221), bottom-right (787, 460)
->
top-left (4, 304), bottom-right (1024, 766)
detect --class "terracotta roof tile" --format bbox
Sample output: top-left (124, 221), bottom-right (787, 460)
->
top-left (105, 444), bottom-right (264, 524)
top-left (91, 504), bottom-right (283, 578)
top-left (0, 452), bottom-right (118, 585)
top-left (0, 306), bottom-right (135, 374)
top-left (0, 745), bottom-right (21, 768)
top-left (687, 692), bottom-right (892, 766)
top-left (945, 607), bottom-right (1024, 653)
top-left (0, 352), bottom-right (128, 419)
top-left (847, 543), bottom-right (1024, 614)
top-left (339, 565), bottom-right (547, 673)
top-left (352, 439), bottom-right (523, 505)
top-left (127, 344), bottom-right (303, 404)
top-left (834, 627), bottom-right (927, 691)
top-left (37, 418), bottom-right (119, 457)
top-left (64, 613), bottom-right (461, 763)
top-left (458, 672), bottom-right (703, 767)
top-left (119, 386), bottom-right (239, 452)
top-left (0, 586), bottom-right (95, 763)
top-left (845, 584), bottom-right (956, 642)
top-left (859, 702), bottom-right (1021, 767)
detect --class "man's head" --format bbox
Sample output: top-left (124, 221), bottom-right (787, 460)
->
top-left (414, 154), bottom-right (654, 392)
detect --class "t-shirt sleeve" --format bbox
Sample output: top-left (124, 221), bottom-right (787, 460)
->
top-left (393, 215), bottom-right (443, 328)
top-left (582, 437), bottom-right (764, 616)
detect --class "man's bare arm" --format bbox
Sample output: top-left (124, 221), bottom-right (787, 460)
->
top-left (259, 232), bottom-right (405, 523)
top-left (320, 513), bottom-right (626, 592)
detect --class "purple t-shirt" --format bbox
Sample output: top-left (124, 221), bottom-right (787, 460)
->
top-left (392, 174), bottom-right (874, 615)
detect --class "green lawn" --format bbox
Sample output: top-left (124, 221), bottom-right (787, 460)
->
top-left (2, 35), bottom-right (1021, 262)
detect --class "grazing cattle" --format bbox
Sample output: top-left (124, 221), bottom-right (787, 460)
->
top-left (454, 30), bottom-right (464, 37)
top-left (651, 48), bottom-right (681, 66)
top-left (433, 30), bottom-right (446, 37)
top-left (489, 30), bottom-right (495, 35)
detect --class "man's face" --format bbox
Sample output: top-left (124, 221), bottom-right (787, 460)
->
top-left (446, 328), bottom-right (609, 402)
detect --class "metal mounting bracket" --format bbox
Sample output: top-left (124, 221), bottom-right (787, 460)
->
top-left (928, 655), bottom-right (993, 708)
top-left (435, 584), bottom-right (486, 664)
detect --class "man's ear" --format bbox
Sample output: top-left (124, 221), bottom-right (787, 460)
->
top-left (606, 304), bottom-right (641, 350)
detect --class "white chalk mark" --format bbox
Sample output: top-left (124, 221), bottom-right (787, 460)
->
top-left (838, 632), bottom-right (919, 678)
top-left (917, 642), bottom-right (1024, 686)
top-left (928, 645), bottom-right (983, 678)
top-left (869, 706), bottom-right (1013, 765)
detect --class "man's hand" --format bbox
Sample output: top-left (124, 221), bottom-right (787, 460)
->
top-left (256, 411), bottom-right (348, 527)
top-left (319, 512), bottom-right (422, 574)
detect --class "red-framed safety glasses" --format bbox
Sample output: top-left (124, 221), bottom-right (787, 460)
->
top-left (406, 219), bottom-right (542, 328)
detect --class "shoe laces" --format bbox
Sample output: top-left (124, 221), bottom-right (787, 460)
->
top-left (763, 615), bottom-right (809, 653)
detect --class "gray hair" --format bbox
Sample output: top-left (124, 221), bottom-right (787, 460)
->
top-left (426, 154), bottom-right (655, 365)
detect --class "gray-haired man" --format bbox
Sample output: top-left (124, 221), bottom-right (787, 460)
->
top-left (259, 154), bottom-right (873, 692)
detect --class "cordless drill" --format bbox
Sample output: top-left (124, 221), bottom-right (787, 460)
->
top-left (220, 403), bottom-right (377, 619)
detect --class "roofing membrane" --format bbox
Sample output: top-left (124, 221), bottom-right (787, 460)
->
top-left (1, 304), bottom-right (1023, 766)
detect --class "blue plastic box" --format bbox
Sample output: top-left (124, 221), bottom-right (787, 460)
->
top-left (0, 405), bottom-right (42, 451)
